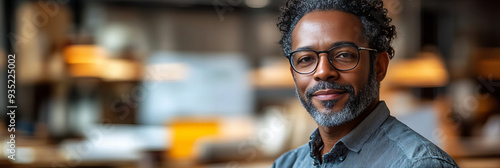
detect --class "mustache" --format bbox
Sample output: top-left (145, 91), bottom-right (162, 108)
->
top-left (305, 81), bottom-right (355, 99)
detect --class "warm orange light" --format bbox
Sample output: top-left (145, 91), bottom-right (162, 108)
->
top-left (476, 59), bottom-right (500, 80)
top-left (168, 119), bottom-right (219, 161)
top-left (101, 59), bottom-right (141, 81)
top-left (63, 45), bottom-right (108, 78)
top-left (252, 61), bottom-right (295, 88)
top-left (63, 45), bottom-right (141, 80)
top-left (386, 51), bottom-right (449, 87)
top-left (63, 45), bottom-right (107, 64)
top-left (67, 64), bottom-right (102, 78)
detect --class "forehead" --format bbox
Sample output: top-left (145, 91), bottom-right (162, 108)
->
top-left (291, 10), bottom-right (367, 50)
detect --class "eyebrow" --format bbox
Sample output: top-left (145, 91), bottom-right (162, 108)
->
top-left (293, 41), bottom-right (357, 52)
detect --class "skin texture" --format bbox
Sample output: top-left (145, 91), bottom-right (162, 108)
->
top-left (290, 10), bottom-right (390, 157)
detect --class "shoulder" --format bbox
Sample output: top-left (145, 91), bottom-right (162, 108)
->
top-left (379, 117), bottom-right (458, 167)
top-left (272, 144), bottom-right (310, 168)
top-left (407, 157), bottom-right (459, 168)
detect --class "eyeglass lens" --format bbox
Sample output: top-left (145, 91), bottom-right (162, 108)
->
top-left (290, 45), bottom-right (359, 73)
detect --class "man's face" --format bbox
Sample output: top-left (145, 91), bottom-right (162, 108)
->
top-left (291, 10), bottom-right (380, 127)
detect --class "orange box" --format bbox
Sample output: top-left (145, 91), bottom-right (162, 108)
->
top-left (167, 118), bottom-right (219, 161)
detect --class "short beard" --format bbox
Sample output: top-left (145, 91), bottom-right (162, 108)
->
top-left (295, 69), bottom-right (379, 127)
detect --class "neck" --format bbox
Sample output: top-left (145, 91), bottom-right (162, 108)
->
top-left (318, 99), bottom-right (380, 156)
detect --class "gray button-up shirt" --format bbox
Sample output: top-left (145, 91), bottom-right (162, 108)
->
top-left (272, 101), bottom-right (458, 168)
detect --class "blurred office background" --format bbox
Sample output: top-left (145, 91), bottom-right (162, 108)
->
top-left (0, 0), bottom-right (499, 167)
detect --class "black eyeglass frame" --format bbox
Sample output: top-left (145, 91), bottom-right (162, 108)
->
top-left (286, 43), bottom-right (378, 74)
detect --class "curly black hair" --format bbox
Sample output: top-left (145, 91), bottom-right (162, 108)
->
top-left (277, 0), bottom-right (396, 59)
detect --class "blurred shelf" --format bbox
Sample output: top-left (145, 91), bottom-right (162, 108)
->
top-left (450, 137), bottom-right (500, 159)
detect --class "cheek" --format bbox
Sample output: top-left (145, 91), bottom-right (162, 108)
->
top-left (350, 59), bottom-right (371, 93)
top-left (294, 74), bottom-right (313, 95)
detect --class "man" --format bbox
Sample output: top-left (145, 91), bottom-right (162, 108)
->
top-left (272, 0), bottom-right (458, 167)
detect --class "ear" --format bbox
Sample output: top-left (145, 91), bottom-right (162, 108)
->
top-left (375, 52), bottom-right (389, 82)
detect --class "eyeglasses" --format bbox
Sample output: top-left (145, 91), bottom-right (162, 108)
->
top-left (287, 43), bottom-right (377, 74)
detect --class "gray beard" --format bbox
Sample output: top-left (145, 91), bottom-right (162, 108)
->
top-left (295, 70), bottom-right (379, 127)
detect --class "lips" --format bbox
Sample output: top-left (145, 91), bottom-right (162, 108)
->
top-left (312, 89), bottom-right (347, 101)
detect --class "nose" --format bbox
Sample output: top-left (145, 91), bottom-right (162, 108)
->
top-left (313, 53), bottom-right (339, 81)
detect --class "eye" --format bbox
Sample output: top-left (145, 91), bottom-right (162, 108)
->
top-left (298, 55), bottom-right (315, 63)
top-left (329, 45), bottom-right (359, 61)
top-left (293, 51), bottom-right (317, 64)
top-left (292, 51), bottom-right (317, 69)
top-left (335, 52), bottom-right (355, 59)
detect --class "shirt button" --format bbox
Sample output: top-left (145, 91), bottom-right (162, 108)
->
top-left (339, 156), bottom-right (344, 161)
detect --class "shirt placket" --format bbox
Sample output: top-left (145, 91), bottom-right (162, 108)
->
top-left (320, 142), bottom-right (348, 167)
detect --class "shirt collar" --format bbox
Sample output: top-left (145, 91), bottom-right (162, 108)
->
top-left (308, 101), bottom-right (390, 154)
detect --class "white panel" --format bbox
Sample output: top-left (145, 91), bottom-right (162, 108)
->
top-left (140, 51), bottom-right (253, 125)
